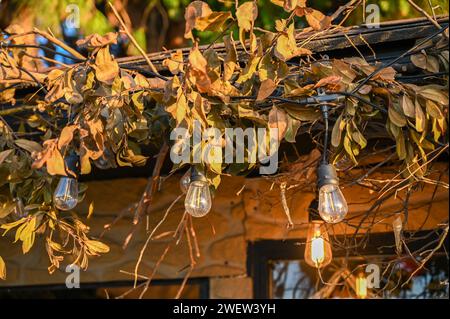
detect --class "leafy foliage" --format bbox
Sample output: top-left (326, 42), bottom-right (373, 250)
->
top-left (0, 0), bottom-right (448, 279)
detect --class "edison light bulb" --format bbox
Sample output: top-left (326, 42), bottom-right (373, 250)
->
top-left (53, 176), bottom-right (78, 211)
top-left (180, 169), bottom-right (191, 194)
top-left (317, 164), bottom-right (348, 224)
top-left (356, 273), bottom-right (368, 299)
top-left (184, 168), bottom-right (212, 218)
top-left (318, 184), bottom-right (348, 223)
top-left (304, 221), bottom-right (332, 268)
top-left (185, 180), bottom-right (212, 217)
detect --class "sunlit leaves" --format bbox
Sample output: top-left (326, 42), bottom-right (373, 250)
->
top-left (76, 32), bottom-right (118, 50)
top-left (274, 22), bottom-right (312, 61)
top-left (31, 139), bottom-right (66, 176)
top-left (257, 79), bottom-right (277, 101)
top-left (304, 8), bottom-right (331, 31)
top-left (188, 45), bottom-right (212, 93)
top-left (236, 1), bottom-right (258, 53)
top-left (268, 106), bottom-right (288, 141)
top-left (163, 50), bottom-right (184, 75)
top-left (223, 35), bottom-right (238, 81)
top-left (414, 99), bottom-right (426, 132)
top-left (85, 240), bottom-right (110, 255)
top-left (184, 1), bottom-right (232, 40)
top-left (94, 46), bottom-right (119, 85)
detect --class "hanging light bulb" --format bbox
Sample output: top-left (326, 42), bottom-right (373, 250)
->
top-left (304, 220), bottom-right (332, 268)
top-left (355, 272), bottom-right (368, 299)
top-left (184, 168), bottom-right (212, 218)
top-left (53, 152), bottom-right (79, 211)
top-left (179, 168), bottom-right (191, 194)
top-left (317, 164), bottom-right (348, 223)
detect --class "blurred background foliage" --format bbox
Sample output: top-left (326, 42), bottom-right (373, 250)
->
top-left (1, 0), bottom-right (449, 56)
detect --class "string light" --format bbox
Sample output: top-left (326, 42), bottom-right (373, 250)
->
top-left (184, 167), bottom-right (212, 218)
top-left (317, 103), bottom-right (348, 224)
top-left (356, 272), bottom-right (368, 299)
top-left (317, 164), bottom-right (348, 223)
top-left (304, 202), bottom-right (332, 268)
top-left (53, 152), bottom-right (79, 211)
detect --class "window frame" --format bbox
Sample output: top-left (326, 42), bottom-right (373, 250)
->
top-left (247, 230), bottom-right (448, 299)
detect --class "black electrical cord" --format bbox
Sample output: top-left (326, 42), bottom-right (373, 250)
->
top-left (396, 72), bottom-right (449, 80)
top-left (0, 44), bottom-right (86, 62)
top-left (320, 104), bottom-right (329, 165)
top-left (335, 91), bottom-right (388, 115)
top-left (120, 65), bottom-right (169, 81)
top-left (351, 25), bottom-right (449, 94)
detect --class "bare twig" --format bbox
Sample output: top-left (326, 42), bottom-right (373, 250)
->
top-left (402, 225), bottom-right (449, 287)
top-left (108, 2), bottom-right (159, 74)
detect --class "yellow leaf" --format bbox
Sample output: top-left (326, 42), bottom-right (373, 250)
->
top-left (188, 46), bottom-right (211, 93)
top-left (196, 11), bottom-right (232, 32)
top-left (184, 1), bottom-right (212, 40)
top-left (305, 8), bottom-right (331, 31)
top-left (274, 23), bottom-right (311, 61)
top-left (257, 79), bottom-right (277, 102)
top-left (0, 256), bottom-right (6, 280)
top-left (94, 46), bottom-right (119, 85)
top-left (415, 99), bottom-right (426, 132)
top-left (236, 1), bottom-right (258, 52)
top-left (46, 147), bottom-right (67, 176)
top-left (57, 125), bottom-right (77, 150)
top-left (85, 240), bottom-right (110, 255)
top-left (162, 50), bottom-right (184, 75)
top-left (269, 106), bottom-right (288, 141)
top-left (87, 202), bottom-right (94, 219)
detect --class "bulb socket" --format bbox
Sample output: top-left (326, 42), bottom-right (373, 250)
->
top-left (190, 167), bottom-right (207, 183)
top-left (317, 164), bottom-right (339, 189)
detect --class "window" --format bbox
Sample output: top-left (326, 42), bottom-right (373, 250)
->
top-left (248, 231), bottom-right (448, 299)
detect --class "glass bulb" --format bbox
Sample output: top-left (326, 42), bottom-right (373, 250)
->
top-left (180, 170), bottom-right (191, 194)
top-left (356, 273), bottom-right (368, 299)
top-left (304, 221), bottom-right (332, 268)
top-left (318, 184), bottom-right (348, 223)
top-left (184, 180), bottom-right (212, 218)
top-left (53, 177), bottom-right (78, 211)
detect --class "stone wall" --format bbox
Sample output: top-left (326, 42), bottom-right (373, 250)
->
top-left (0, 164), bottom-right (448, 299)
